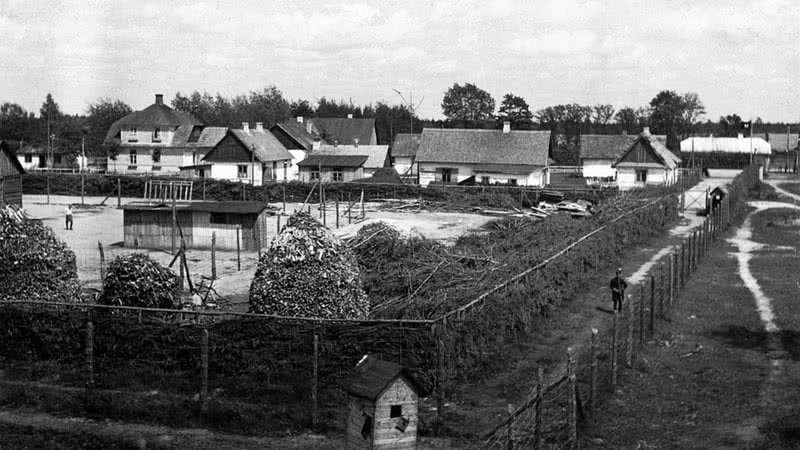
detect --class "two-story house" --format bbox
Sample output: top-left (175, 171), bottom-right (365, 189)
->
top-left (104, 94), bottom-right (204, 174)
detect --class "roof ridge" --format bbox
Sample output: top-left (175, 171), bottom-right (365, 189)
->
top-left (422, 127), bottom-right (549, 134)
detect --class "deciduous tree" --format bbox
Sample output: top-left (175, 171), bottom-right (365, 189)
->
top-left (441, 82), bottom-right (495, 123)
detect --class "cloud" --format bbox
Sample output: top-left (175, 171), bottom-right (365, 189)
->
top-left (512, 30), bottom-right (597, 54)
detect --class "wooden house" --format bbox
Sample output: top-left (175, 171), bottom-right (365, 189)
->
top-left (0, 140), bottom-right (25, 206)
top-left (200, 124), bottom-right (293, 184)
top-left (344, 355), bottom-right (420, 450)
top-left (613, 129), bottom-right (682, 190)
top-left (416, 123), bottom-right (551, 186)
top-left (120, 201), bottom-right (275, 251)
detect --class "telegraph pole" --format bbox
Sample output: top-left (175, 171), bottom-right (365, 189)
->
top-left (392, 89), bottom-right (424, 134)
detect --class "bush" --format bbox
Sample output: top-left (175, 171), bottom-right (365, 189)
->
top-left (249, 212), bottom-right (368, 319)
top-left (98, 253), bottom-right (179, 308)
top-left (0, 206), bottom-right (81, 302)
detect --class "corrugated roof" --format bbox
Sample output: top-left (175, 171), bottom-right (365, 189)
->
top-left (271, 121), bottom-right (319, 150)
top-left (121, 201), bottom-right (275, 214)
top-left (757, 133), bottom-right (799, 152)
top-left (188, 127), bottom-right (228, 148)
top-left (228, 129), bottom-right (292, 162)
top-left (391, 133), bottom-right (421, 157)
top-left (314, 145), bottom-right (389, 169)
top-left (579, 135), bottom-right (638, 159)
top-left (309, 118), bottom-right (376, 145)
top-left (416, 128), bottom-right (551, 166)
top-left (343, 355), bottom-right (419, 401)
top-left (103, 102), bottom-right (203, 146)
top-left (297, 154), bottom-right (369, 168)
top-left (680, 136), bottom-right (771, 155)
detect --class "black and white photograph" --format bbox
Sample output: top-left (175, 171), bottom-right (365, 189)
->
top-left (1, 0), bottom-right (799, 448)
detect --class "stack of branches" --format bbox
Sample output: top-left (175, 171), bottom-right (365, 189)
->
top-left (0, 205), bottom-right (81, 302)
top-left (98, 253), bottom-right (179, 308)
top-left (249, 212), bottom-right (368, 319)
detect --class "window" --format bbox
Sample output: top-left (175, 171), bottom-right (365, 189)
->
top-left (237, 164), bottom-right (248, 178)
top-left (438, 167), bottom-right (456, 183)
top-left (24, 154), bottom-right (32, 163)
top-left (128, 127), bottom-right (138, 142)
top-left (311, 170), bottom-right (320, 180)
top-left (283, 162), bottom-right (288, 181)
top-left (129, 149), bottom-right (137, 164)
top-left (333, 170), bottom-right (343, 182)
top-left (636, 169), bottom-right (648, 183)
top-left (152, 148), bottom-right (161, 163)
top-left (272, 161), bottom-right (278, 181)
top-left (152, 128), bottom-right (161, 142)
top-left (390, 405), bottom-right (402, 418)
top-left (508, 178), bottom-right (518, 186)
top-left (481, 176), bottom-right (490, 185)
top-left (198, 169), bottom-right (206, 179)
top-left (210, 212), bottom-right (227, 224)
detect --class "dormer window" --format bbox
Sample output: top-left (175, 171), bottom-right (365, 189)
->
top-left (153, 128), bottom-right (161, 142)
top-left (128, 127), bottom-right (138, 142)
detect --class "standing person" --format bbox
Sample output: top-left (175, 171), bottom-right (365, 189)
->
top-left (609, 268), bottom-right (627, 312)
top-left (64, 204), bottom-right (73, 230)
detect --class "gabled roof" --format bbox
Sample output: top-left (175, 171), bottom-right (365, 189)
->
top-left (314, 145), bottom-right (389, 169)
top-left (614, 132), bottom-right (681, 169)
top-left (309, 118), bottom-right (376, 145)
top-left (103, 101), bottom-right (203, 146)
top-left (343, 355), bottom-right (420, 401)
top-left (271, 121), bottom-right (319, 150)
top-left (757, 133), bottom-right (799, 152)
top-left (416, 128), bottom-right (551, 166)
top-left (188, 127), bottom-right (228, 148)
top-left (680, 136), bottom-right (771, 155)
top-left (297, 154), bottom-right (369, 168)
top-left (391, 133), bottom-right (421, 157)
top-left (579, 135), bottom-right (638, 159)
top-left (0, 140), bottom-right (26, 174)
top-left (230, 129), bottom-right (292, 162)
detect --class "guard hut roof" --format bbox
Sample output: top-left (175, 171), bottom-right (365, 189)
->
top-left (344, 355), bottom-right (422, 401)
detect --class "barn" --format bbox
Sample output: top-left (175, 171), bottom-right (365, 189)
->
top-left (121, 201), bottom-right (275, 251)
top-left (0, 140), bottom-right (25, 207)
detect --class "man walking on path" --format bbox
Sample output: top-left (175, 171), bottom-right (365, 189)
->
top-left (609, 268), bottom-right (627, 312)
top-left (64, 204), bottom-right (73, 230)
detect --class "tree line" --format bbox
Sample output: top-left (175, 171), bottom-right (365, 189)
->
top-left (0, 84), bottom-right (795, 161)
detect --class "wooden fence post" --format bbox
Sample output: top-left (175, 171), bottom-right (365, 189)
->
top-left (117, 178), bottom-right (121, 208)
top-left (667, 254), bottom-right (674, 315)
top-left (46, 174), bottom-right (50, 204)
top-left (680, 241), bottom-right (686, 289)
top-left (638, 284), bottom-right (645, 347)
top-left (312, 334), bottom-right (319, 427)
top-left (202, 178), bottom-right (206, 201)
top-left (649, 274), bottom-right (655, 336)
top-left (590, 329), bottom-right (598, 411)
top-left (567, 347), bottom-right (577, 449)
top-left (200, 328), bottom-right (209, 413)
top-left (282, 185), bottom-right (286, 212)
top-left (626, 298), bottom-right (634, 368)
top-left (611, 311), bottom-right (618, 387)
top-left (81, 173), bottom-right (85, 205)
top-left (335, 195), bottom-right (340, 229)
top-left (361, 189), bottom-right (365, 218)
top-left (533, 366), bottom-right (544, 450)
top-left (277, 214), bottom-right (281, 233)
top-left (659, 263), bottom-right (665, 318)
top-left (85, 319), bottom-right (94, 400)
top-left (171, 181), bottom-right (177, 255)
top-left (236, 226), bottom-right (241, 271)
top-left (211, 232), bottom-right (217, 280)
top-left (98, 241), bottom-right (106, 283)
top-left (348, 191), bottom-right (352, 224)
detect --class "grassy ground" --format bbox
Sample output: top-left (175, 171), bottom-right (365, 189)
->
top-left (579, 205), bottom-right (800, 449)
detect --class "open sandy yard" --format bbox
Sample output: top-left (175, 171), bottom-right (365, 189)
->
top-left (21, 195), bottom-right (493, 302)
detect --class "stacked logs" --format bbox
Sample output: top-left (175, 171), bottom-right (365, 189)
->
top-left (98, 254), bottom-right (179, 308)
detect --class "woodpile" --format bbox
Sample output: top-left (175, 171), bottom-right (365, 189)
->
top-left (98, 253), bottom-right (179, 308)
top-left (249, 212), bottom-right (368, 319)
top-left (0, 205), bottom-right (81, 302)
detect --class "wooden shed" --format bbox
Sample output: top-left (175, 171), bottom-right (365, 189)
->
top-left (121, 201), bottom-right (275, 251)
top-left (0, 140), bottom-right (25, 207)
top-left (344, 355), bottom-right (421, 450)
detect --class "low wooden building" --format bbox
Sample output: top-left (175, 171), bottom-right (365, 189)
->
top-left (344, 356), bottom-right (420, 450)
top-left (121, 201), bottom-right (275, 251)
top-left (0, 140), bottom-right (25, 206)
top-left (614, 129), bottom-right (682, 190)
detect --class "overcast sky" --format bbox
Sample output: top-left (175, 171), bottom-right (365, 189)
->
top-left (1, 0), bottom-right (799, 122)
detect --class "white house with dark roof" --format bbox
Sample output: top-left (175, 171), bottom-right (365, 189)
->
top-left (104, 94), bottom-right (204, 174)
top-left (415, 123), bottom-right (551, 186)
top-left (390, 133), bottom-right (421, 180)
top-left (296, 143), bottom-right (389, 182)
top-left (200, 122), bottom-right (293, 184)
top-left (579, 132), bottom-right (668, 184)
top-left (614, 129), bottom-right (682, 190)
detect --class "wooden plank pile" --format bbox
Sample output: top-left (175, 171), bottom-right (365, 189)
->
top-left (0, 204), bottom-right (81, 302)
top-left (249, 211), bottom-right (369, 319)
top-left (98, 253), bottom-right (179, 308)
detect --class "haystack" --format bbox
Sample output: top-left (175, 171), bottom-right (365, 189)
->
top-left (98, 253), bottom-right (179, 308)
top-left (249, 212), bottom-right (368, 319)
top-left (0, 205), bottom-right (81, 301)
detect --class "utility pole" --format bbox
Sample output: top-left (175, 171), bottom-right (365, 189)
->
top-left (392, 89), bottom-right (424, 134)
top-left (250, 143), bottom-right (255, 187)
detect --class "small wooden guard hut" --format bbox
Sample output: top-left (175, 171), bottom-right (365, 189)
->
top-left (344, 355), bottom-right (421, 450)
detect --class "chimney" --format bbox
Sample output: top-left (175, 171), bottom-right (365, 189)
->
top-left (306, 121), bottom-right (312, 134)
top-left (737, 133), bottom-right (744, 139)
top-left (312, 139), bottom-right (321, 151)
top-left (347, 113), bottom-right (353, 119)
top-left (242, 122), bottom-right (249, 134)
top-left (641, 126), bottom-right (650, 136)
top-left (255, 122), bottom-right (264, 133)
top-left (155, 94), bottom-right (163, 105)
top-left (502, 121), bottom-right (511, 133)
top-left (296, 116), bottom-right (304, 124)
top-left (353, 138), bottom-right (359, 147)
